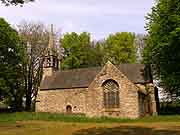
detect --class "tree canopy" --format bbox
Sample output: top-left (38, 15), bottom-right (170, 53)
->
top-left (1, 0), bottom-right (33, 6)
top-left (60, 32), bottom-right (137, 70)
top-left (0, 19), bottom-right (48, 111)
top-left (104, 32), bottom-right (136, 64)
top-left (0, 18), bottom-right (24, 110)
top-left (60, 32), bottom-right (96, 69)
top-left (143, 0), bottom-right (180, 98)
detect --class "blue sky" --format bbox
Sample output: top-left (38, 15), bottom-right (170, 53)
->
top-left (0, 0), bottom-right (154, 40)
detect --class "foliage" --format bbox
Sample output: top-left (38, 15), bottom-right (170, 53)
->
top-left (60, 32), bottom-right (137, 70)
top-left (91, 41), bottom-right (106, 66)
top-left (0, 18), bottom-right (25, 110)
top-left (1, 0), bottom-right (34, 6)
top-left (17, 21), bottom-right (49, 111)
top-left (104, 32), bottom-right (136, 64)
top-left (60, 32), bottom-right (96, 69)
top-left (143, 0), bottom-right (180, 98)
top-left (160, 101), bottom-right (180, 115)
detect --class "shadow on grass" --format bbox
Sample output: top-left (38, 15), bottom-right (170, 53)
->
top-left (73, 126), bottom-right (180, 135)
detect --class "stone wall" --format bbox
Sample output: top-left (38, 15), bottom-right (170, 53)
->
top-left (86, 62), bottom-right (140, 118)
top-left (36, 88), bottom-right (87, 114)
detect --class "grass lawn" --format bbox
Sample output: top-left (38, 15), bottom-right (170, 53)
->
top-left (0, 112), bottom-right (180, 135)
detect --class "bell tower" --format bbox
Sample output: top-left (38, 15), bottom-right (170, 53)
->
top-left (43, 24), bottom-right (59, 78)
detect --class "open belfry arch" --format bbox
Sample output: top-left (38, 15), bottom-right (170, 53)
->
top-left (36, 26), bottom-right (157, 118)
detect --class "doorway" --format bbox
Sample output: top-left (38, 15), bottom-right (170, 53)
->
top-left (66, 105), bottom-right (72, 113)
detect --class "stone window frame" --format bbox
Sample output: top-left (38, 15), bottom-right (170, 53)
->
top-left (102, 79), bottom-right (120, 108)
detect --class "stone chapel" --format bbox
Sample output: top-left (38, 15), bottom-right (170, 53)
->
top-left (36, 25), bottom-right (158, 118)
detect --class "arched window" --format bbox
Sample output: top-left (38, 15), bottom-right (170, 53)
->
top-left (103, 79), bottom-right (119, 108)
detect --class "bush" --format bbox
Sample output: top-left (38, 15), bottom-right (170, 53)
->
top-left (160, 101), bottom-right (180, 115)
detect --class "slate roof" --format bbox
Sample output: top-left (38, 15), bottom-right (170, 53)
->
top-left (40, 64), bottom-right (152, 90)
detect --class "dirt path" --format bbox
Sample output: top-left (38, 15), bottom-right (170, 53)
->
top-left (0, 121), bottom-right (180, 135)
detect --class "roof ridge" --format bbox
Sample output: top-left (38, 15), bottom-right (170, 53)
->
top-left (57, 66), bottom-right (102, 73)
top-left (56, 63), bottom-right (146, 73)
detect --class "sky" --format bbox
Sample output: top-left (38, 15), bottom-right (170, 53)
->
top-left (0, 0), bottom-right (155, 40)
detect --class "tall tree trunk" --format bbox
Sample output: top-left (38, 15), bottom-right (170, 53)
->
top-left (25, 62), bottom-right (32, 111)
top-left (25, 94), bottom-right (32, 111)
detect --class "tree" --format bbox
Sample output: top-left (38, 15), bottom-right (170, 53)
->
top-left (60, 32), bottom-right (95, 69)
top-left (1, 0), bottom-right (34, 6)
top-left (17, 21), bottom-right (49, 59)
top-left (143, 0), bottom-right (180, 100)
top-left (134, 34), bottom-right (146, 63)
top-left (0, 18), bottom-right (25, 111)
top-left (17, 21), bottom-right (49, 111)
top-left (91, 40), bottom-right (106, 66)
top-left (61, 32), bottom-right (137, 70)
top-left (104, 32), bottom-right (136, 64)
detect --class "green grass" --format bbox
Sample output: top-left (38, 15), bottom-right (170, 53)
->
top-left (0, 112), bottom-right (180, 123)
top-left (0, 112), bottom-right (180, 135)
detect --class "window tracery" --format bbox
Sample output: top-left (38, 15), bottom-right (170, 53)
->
top-left (103, 79), bottom-right (119, 108)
